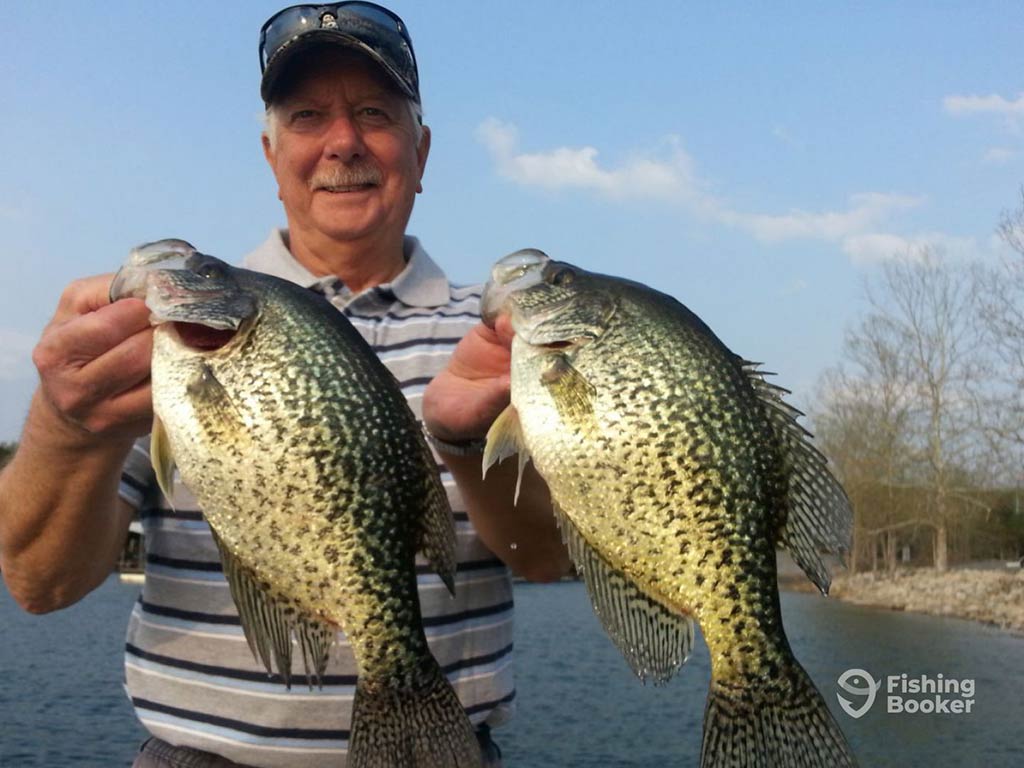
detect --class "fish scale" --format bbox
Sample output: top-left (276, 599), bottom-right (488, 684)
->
top-left (482, 248), bottom-right (857, 768)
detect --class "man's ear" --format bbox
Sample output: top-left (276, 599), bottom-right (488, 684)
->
top-left (262, 133), bottom-right (282, 201)
top-left (416, 125), bottom-right (431, 194)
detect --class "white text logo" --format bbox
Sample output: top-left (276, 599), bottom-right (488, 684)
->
top-left (836, 668), bottom-right (879, 718)
top-left (837, 669), bottom-right (976, 717)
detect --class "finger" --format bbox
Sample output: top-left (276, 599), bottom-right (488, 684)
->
top-left (46, 300), bottom-right (152, 366)
top-left (50, 274), bottom-right (120, 324)
top-left (81, 327), bottom-right (153, 396)
top-left (493, 314), bottom-right (515, 345)
top-left (75, 380), bottom-right (154, 436)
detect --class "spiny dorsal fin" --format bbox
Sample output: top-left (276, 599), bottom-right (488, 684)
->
top-left (212, 531), bottom-right (335, 689)
top-left (552, 501), bottom-right (694, 684)
top-left (745, 364), bottom-right (852, 594)
top-left (483, 403), bottom-right (531, 504)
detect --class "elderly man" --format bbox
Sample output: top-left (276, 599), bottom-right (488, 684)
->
top-left (0, 3), bottom-right (569, 767)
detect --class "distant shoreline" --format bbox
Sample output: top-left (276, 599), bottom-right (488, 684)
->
top-left (781, 567), bottom-right (1024, 636)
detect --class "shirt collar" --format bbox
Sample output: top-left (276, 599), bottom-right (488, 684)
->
top-left (242, 229), bottom-right (450, 308)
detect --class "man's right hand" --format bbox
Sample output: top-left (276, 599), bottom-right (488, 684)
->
top-left (32, 274), bottom-right (154, 443)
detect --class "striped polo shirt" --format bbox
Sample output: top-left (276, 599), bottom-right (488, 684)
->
top-left (119, 230), bottom-right (515, 767)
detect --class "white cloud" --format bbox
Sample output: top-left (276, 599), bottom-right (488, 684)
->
top-left (842, 232), bottom-right (981, 265)
top-left (720, 193), bottom-right (922, 243)
top-left (982, 146), bottom-right (1018, 164)
top-left (943, 93), bottom-right (1024, 117)
top-left (477, 118), bottom-right (935, 263)
top-left (475, 118), bottom-right (708, 205)
top-left (0, 202), bottom-right (27, 220)
top-left (0, 328), bottom-right (38, 382)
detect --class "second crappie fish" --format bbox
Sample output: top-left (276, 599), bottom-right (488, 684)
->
top-left (481, 249), bottom-right (857, 768)
top-left (110, 239), bottom-right (480, 768)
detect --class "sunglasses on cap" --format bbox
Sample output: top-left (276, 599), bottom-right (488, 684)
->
top-left (259, 2), bottom-right (420, 105)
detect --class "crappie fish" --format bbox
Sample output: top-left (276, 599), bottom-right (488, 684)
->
top-left (110, 239), bottom-right (480, 768)
top-left (481, 249), bottom-right (856, 768)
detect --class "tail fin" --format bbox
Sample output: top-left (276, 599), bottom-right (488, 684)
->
top-left (701, 660), bottom-right (857, 768)
top-left (348, 659), bottom-right (481, 768)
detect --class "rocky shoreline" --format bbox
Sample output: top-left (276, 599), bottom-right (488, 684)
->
top-left (792, 567), bottom-right (1024, 635)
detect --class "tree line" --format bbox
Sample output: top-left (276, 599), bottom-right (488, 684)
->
top-left (811, 191), bottom-right (1024, 573)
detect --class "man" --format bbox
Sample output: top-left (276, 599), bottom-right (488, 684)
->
top-left (0, 3), bottom-right (569, 766)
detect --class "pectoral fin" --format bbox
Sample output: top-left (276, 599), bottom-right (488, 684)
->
top-left (150, 414), bottom-right (176, 505)
top-left (542, 353), bottom-right (597, 422)
top-left (186, 364), bottom-right (245, 430)
top-left (483, 403), bottom-right (531, 504)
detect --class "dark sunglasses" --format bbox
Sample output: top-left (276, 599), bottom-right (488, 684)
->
top-left (259, 2), bottom-right (419, 103)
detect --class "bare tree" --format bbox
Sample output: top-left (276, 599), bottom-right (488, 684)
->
top-left (867, 249), bottom-right (985, 571)
top-left (815, 249), bottom-right (985, 572)
top-left (976, 190), bottom-right (1024, 460)
top-left (812, 314), bottom-right (915, 572)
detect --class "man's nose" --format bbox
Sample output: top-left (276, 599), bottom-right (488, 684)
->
top-left (323, 114), bottom-right (366, 162)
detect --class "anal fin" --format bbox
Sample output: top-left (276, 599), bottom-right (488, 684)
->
top-left (416, 447), bottom-right (459, 596)
top-left (552, 501), bottom-right (694, 684)
top-left (212, 531), bottom-right (335, 688)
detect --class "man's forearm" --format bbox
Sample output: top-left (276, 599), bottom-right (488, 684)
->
top-left (0, 390), bottom-right (136, 613)
top-left (443, 450), bottom-right (571, 582)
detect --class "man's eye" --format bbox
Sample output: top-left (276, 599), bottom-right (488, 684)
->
top-left (360, 107), bottom-right (389, 119)
top-left (290, 109), bottom-right (318, 122)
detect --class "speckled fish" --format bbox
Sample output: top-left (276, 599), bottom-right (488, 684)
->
top-left (481, 249), bottom-right (857, 768)
top-left (110, 239), bottom-right (480, 768)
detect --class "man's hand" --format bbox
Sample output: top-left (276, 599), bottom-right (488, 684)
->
top-left (422, 314), bottom-right (515, 443)
top-left (423, 313), bottom-right (572, 581)
top-left (32, 274), bottom-right (154, 443)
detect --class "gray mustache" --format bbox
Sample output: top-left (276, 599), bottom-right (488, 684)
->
top-left (310, 164), bottom-right (383, 189)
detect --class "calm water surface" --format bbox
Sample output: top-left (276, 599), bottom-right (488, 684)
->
top-left (1, 577), bottom-right (1021, 766)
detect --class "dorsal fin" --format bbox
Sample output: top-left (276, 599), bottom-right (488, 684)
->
top-left (744, 363), bottom-right (852, 594)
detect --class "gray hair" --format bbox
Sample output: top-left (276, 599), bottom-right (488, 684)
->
top-left (263, 99), bottom-right (424, 149)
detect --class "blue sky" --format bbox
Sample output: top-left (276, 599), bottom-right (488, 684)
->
top-left (1, 1), bottom-right (1022, 441)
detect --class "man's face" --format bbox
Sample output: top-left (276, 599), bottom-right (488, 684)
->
top-left (262, 49), bottom-right (430, 249)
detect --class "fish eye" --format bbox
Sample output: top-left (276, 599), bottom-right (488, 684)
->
top-left (197, 261), bottom-right (224, 280)
top-left (550, 267), bottom-right (575, 286)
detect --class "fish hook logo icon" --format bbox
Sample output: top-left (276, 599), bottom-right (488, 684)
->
top-left (836, 668), bottom-right (880, 719)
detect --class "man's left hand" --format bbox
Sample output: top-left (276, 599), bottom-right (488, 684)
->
top-left (422, 315), bottom-right (514, 443)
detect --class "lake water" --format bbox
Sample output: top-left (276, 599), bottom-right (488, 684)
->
top-left (1, 576), bottom-right (1021, 766)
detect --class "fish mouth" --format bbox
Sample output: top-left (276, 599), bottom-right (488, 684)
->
top-left (110, 239), bottom-right (197, 303)
top-left (170, 322), bottom-right (238, 351)
top-left (481, 249), bottom-right (551, 327)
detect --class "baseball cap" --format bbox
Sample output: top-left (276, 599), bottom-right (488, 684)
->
top-left (259, 2), bottom-right (420, 107)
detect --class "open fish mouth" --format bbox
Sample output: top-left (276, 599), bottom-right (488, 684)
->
top-left (110, 238), bottom-right (256, 344)
top-left (171, 322), bottom-right (238, 351)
